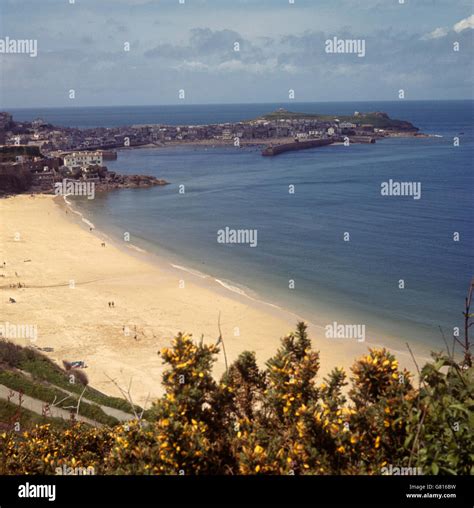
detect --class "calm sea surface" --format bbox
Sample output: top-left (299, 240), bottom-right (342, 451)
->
top-left (12, 101), bottom-right (473, 351)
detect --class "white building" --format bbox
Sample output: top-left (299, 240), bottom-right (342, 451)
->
top-left (62, 151), bottom-right (103, 169)
top-left (339, 122), bottom-right (356, 129)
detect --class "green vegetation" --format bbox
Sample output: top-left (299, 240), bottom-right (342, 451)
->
top-left (255, 110), bottom-right (419, 131)
top-left (0, 322), bottom-right (471, 475)
top-left (0, 399), bottom-right (70, 432)
top-left (0, 145), bottom-right (41, 162)
top-left (0, 370), bottom-right (119, 427)
top-left (0, 340), bottom-right (141, 414)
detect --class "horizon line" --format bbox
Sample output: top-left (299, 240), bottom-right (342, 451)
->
top-left (2, 98), bottom-right (474, 111)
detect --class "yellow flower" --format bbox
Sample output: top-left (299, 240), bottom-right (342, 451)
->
top-left (337, 446), bottom-right (345, 453)
top-left (350, 435), bottom-right (357, 444)
top-left (375, 436), bottom-right (381, 448)
top-left (254, 445), bottom-right (264, 455)
top-left (384, 420), bottom-right (390, 428)
top-left (255, 465), bottom-right (261, 472)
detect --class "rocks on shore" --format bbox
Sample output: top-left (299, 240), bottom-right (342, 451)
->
top-left (95, 173), bottom-right (169, 191)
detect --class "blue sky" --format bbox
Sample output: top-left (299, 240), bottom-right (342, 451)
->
top-left (0, 0), bottom-right (473, 107)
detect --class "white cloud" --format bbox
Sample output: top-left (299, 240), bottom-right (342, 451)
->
top-left (453, 15), bottom-right (474, 33)
top-left (421, 15), bottom-right (473, 40)
top-left (175, 58), bottom-right (298, 75)
top-left (421, 27), bottom-right (449, 40)
top-left (175, 61), bottom-right (210, 71)
top-left (216, 59), bottom-right (278, 74)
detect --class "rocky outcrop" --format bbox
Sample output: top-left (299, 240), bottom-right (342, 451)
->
top-left (96, 174), bottom-right (168, 191)
top-left (0, 166), bottom-right (33, 195)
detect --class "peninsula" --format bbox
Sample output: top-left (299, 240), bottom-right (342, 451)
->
top-left (0, 109), bottom-right (421, 194)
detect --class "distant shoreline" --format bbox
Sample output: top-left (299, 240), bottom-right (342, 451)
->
top-left (114, 130), bottom-right (432, 152)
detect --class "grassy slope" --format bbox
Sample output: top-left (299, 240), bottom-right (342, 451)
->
top-left (0, 340), bottom-right (142, 413)
top-left (256, 110), bottom-right (419, 131)
top-left (0, 370), bottom-right (119, 426)
top-left (0, 340), bottom-right (144, 428)
top-left (0, 398), bottom-right (70, 431)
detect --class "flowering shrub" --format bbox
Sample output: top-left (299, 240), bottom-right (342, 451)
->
top-left (0, 423), bottom-right (111, 475)
top-left (0, 323), bottom-right (472, 475)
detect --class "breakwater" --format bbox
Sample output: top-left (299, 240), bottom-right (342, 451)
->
top-left (261, 138), bottom-right (335, 156)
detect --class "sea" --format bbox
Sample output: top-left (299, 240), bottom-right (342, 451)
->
top-left (9, 101), bottom-right (474, 353)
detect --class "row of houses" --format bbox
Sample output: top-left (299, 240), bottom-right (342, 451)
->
top-left (2, 111), bottom-right (378, 155)
top-left (0, 146), bottom-right (107, 193)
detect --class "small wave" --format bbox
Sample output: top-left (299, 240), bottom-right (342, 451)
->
top-left (127, 244), bottom-right (147, 253)
top-left (214, 279), bottom-right (248, 296)
top-left (81, 217), bottom-right (95, 229)
top-left (170, 264), bottom-right (208, 279)
top-left (214, 278), bottom-right (286, 311)
top-left (62, 196), bottom-right (95, 229)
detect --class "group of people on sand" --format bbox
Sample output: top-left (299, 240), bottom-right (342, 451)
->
top-left (9, 282), bottom-right (25, 288)
top-left (108, 301), bottom-right (116, 308)
top-left (2, 262), bottom-right (25, 288)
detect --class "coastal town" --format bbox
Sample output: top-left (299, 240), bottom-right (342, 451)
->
top-left (0, 109), bottom-right (420, 195)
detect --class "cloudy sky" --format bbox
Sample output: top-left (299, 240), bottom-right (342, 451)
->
top-left (0, 0), bottom-right (473, 107)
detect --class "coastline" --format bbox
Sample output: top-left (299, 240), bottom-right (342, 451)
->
top-left (1, 195), bottom-right (431, 405)
top-left (114, 131), bottom-right (429, 152)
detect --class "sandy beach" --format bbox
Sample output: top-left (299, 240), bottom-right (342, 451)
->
top-left (0, 194), bottom-right (423, 407)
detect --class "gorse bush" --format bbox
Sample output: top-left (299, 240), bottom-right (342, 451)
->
top-left (0, 323), bottom-right (472, 475)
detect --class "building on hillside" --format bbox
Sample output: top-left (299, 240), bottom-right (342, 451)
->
top-left (62, 151), bottom-right (103, 169)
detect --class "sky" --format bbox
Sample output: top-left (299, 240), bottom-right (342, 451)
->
top-left (0, 0), bottom-right (473, 107)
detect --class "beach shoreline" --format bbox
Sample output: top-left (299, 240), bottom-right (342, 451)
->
top-left (1, 194), bottom-right (431, 406)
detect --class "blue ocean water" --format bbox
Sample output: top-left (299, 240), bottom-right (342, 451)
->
top-left (15, 101), bottom-right (473, 351)
top-left (8, 100), bottom-right (472, 131)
